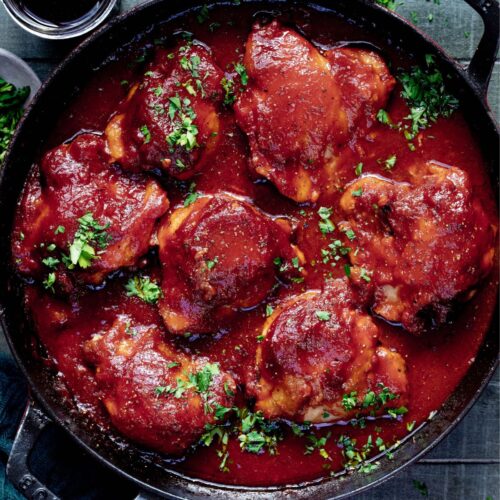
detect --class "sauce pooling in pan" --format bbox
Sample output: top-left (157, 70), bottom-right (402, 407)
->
top-left (11, 4), bottom-right (498, 486)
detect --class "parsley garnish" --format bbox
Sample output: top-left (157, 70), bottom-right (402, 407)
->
top-left (399, 55), bottom-right (459, 139)
top-left (221, 77), bottom-right (235, 106)
top-left (140, 124), bottom-right (151, 144)
top-left (166, 95), bottom-right (199, 151)
top-left (180, 55), bottom-right (202, 78)
top-left (184, 182), bottom-right (199, 207)
top-left (381, 154), bottom-right (397, 170)
top-left (354, 162), bottom-right (363, 176)
top-left (196, 4), bottom-right (209, 24)
top-left (374, 0), bottom-right (400, 10)
top-left (359, 267), bottom-right (372, 282)
top-left (42, 272), bottom-right (56, 292)
top-left (206, 257), bottom-right (219, 270)
top-left (64, 213), bottom-right (111, 269)
top-left (317, 206), bottom-right (335, 234)
top-left (125, 276), bottom-right (162, 304)
top-left (234, 62), bottom-right (248, 86)
top-left (42, 256), bottom-right (59, 269)
top-left (315, 310), bottom-right (331, 322)
top-left (0, 78), bottom-right (30, 163)
top-left (305, 431), bottom-right (331, 460)
top-left (413, 480), bottom-right (429, 497)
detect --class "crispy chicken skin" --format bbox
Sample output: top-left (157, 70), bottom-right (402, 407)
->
top-left (339, 162), bottom-right (497, 332)
top-left (157, 193), bottom-right (305, 335)
top-left (247, 279), bottom-right (408, 423)
top-left (83, 314), bottom-right (236, 455)
top-left (234, 20), bottom-right (395, 202)
top-left (12, 134), bottom-right (169, 287)
top-left (105, 44), bottom-right (224, 179)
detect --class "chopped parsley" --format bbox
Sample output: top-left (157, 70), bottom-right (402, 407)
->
top-left (42, 256), bottom-right (59, 269)
top-left (337, 434), bottom-right (379, 473)
top-left (42, 272), bottom-right (56, 292)
top-left (125, 276), bottom-right (162, 304)
top-left (381, 154), bottom-right (397, 171)
top-left (317, 206), bottom-right (335, 234)
top-left (0, 78), bottom-right (30, 163)
top-left (351, 187), bottom-right (363, 197)
top-left (315, 310), bottom-right (331, 322)
top-left (398, 55), bottom-right (459, 139)
top-left (140, 124), bottom-right (151, 144)
top-left (305, 431), bottom-right (331, 460)
top-left (359, 267), bottom-right (372, 283)
top-left (265, 304), bottom-right (274, 317)
top-left (343, 228), bottom-right (356, 241)
top-left (64, 212), bottom-right (111, 269)
top-left (166, 96), bottom-right (199, 151)
top-left (54, 225), bottom-right (65, 235)
top-left (206, 257), bottom-right (219, 270)
top-left (321, 239), bottom-right (351, 266)
top-left (180, 55), bottom-right (202, 78)
top-left (354, 162), bottom-right (363, 176)
top-left (376, 109), bottom-right (391, 125)
top-left (184, 182), bottom-right (199, 207)
top-left (406, 420), bottom-right (416, 432)
top-left (413, 480), bottom-right (429, 497)
top-left (374, 0), bottom-right (400, 10)
top-left (234, 62), bottom-right (248, 86)
top-left (196, 4), bottom-right (210, 24)
top-left (201, 407), bottom-right (283, 471)
top-left (340, 384), bottom-right (407, 419)
top-left (344, 264), bottom-right (351, 278)
top-left (221, 77), bottom-right (235, 106)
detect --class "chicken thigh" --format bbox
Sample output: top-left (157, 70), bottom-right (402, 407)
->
top-left (338, 162), bottom-right (497, 332)
top-left (157, 193), bottom-right (305, 334)
top-left (105, 43), bottom-right (224, 179)
top-left (247, 279), bottom-right (408, 422)
top-left (84, 314), bottom-right (236, 455)
top-left (234, 20), bottom-right (395, 202)
top-left (12, 134), bottom-right (169, 289)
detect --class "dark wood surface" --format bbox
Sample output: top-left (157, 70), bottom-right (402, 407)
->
top-left (0, 0), bottom-right (498, 498)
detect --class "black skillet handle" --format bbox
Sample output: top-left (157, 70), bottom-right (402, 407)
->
top-left (6, 400), bottom-right (60, 500)
top-left (463, 0), bottom-right (499, 97)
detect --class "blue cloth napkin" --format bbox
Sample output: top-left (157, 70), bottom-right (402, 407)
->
top-left (0, 353), bottom-right (136, 500)
top-left (0, 353), bottom-right (27, 500)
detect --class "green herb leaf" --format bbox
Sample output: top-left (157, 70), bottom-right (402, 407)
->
top-left (140, 125), bottom-right (151, 144)
top-left (315, 310), bottom-right (331, 322)
top-left (234, 62), bottom-right (249, 86)
top-left (125, 276), bottom-right (162, 304)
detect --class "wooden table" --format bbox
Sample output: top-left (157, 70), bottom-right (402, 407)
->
top-left (0, 1), bottom-right (498, 498)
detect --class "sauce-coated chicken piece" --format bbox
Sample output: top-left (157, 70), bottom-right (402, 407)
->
top-left (83, 314), bottom-right (236, 455)
top-left (339, 162), bottom-right (497, 332)
top-left (105, 43), bottom-right (224, 179)
top-left (12, 134), bottom-right (169, 288)
top-left (157, 194), bottom-right (305, 334)
top-left (247, 279), bottom-right (408, 422)
top-left (234, 20), bottom-right (395, 202)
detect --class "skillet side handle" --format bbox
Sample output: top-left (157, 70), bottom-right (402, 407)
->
top-left (464, 0), bottom-right (499, 97)
top-left (6, 400), bottom-right (60, 500)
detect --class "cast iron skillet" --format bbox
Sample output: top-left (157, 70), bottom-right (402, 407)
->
top-left (0, 0), bottom-right (498, 498)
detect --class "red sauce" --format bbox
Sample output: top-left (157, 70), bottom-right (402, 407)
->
top-left (16, 4), bottom-right (498, 487)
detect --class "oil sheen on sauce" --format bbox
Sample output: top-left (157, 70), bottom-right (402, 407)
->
top-left (21, 4), bottom-right (498, 487)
